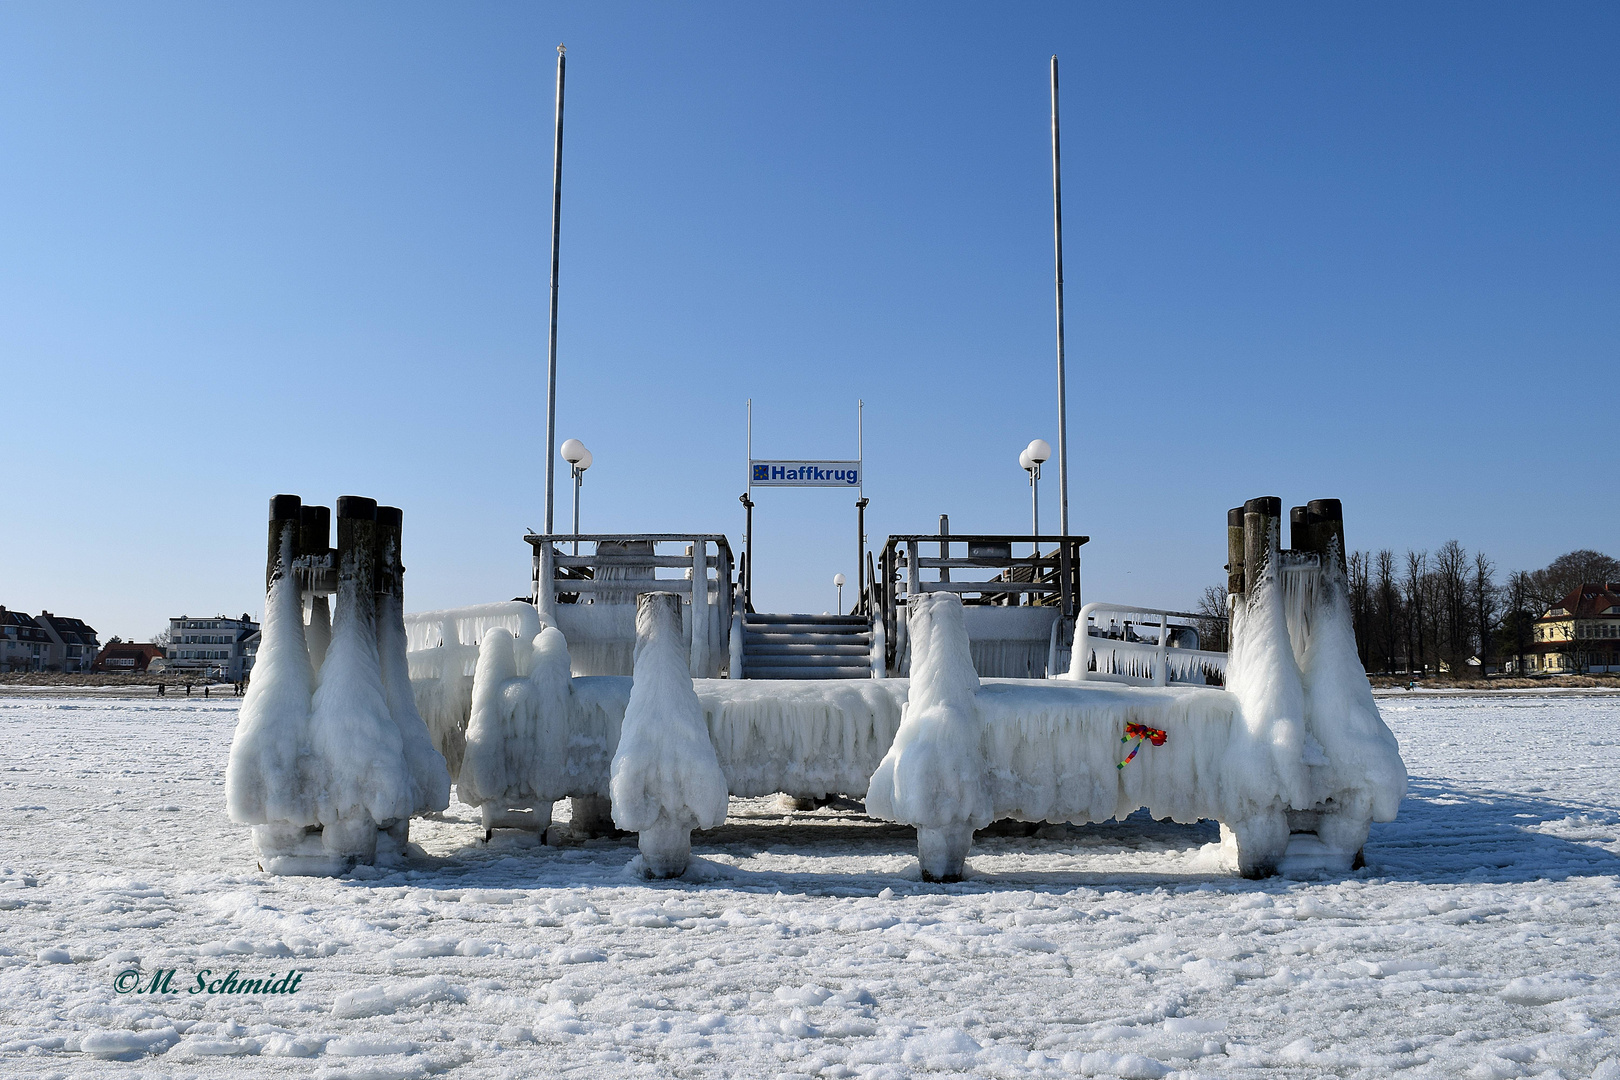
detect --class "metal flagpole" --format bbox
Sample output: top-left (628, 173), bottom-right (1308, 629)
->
top-left (856, 400), bottom-right (867, 602)
top-left (1050, 55), bottom-right (1071, 537)
top-left (543, 44), bottom-right (567, 535)
top-left (743, 400), bottom-right (753, 605)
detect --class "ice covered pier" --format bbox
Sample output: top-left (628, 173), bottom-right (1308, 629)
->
top-left (384, 498), bottom-right (1405, 881)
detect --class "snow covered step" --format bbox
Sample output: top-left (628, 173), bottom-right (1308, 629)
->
top-left (741, 613), bottom-right (875, 680)
top-left (748, 613), bottom-right (868, 625)
top-left (746, 626), bottom-right (872, 640)
top-left (743, 653), bottom-right (869, 668)
top-left (744, 642), bottom-right (871, 656)
top-left (742, 665), bottom-right (873, 680)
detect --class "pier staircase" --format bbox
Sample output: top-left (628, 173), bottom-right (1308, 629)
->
top-left (741, 613), bottom-right (873, 679)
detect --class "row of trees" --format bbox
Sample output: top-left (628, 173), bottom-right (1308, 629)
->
top-left (1197, 548), bottom-right (1619, 676)
top-left (1345, 547), bottom-right (1618, 675)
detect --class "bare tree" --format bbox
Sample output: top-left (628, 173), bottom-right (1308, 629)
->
top-left (1194, 584), bottom-right (1230, 653)
top-left (1376, 550), bottom-right (1399, 674)
top-left (1471, 551), bottom-right (1498, 664)
top-left (1498, 570), bottom-right (1537, 673)
top-left (1528, 550), bottom-right (1620, 610)
top-left (1348, 551), bottom-right (1373, 666)
top-left (1404, 550), bottom-right (1428, 675)
top-left (1433, 540), bottom-right (1471, 671)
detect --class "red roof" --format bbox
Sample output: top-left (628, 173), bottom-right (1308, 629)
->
top-left (1538, 583), bottom-right (1620, 621)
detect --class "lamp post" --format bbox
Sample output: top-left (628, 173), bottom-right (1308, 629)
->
top-left (834, 573), bottom-right (846, 616)
top-left (560, 439), bottom-right (591, 555)
top-left (1021, 439), bottom-right (1052, 556)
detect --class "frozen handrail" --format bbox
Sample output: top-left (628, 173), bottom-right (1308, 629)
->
top-left (524, 532), bottom-right (737, 679)
top-left (876, 531), bottom-right (1089, 674)
top-left (1069, 600), bottom-right (1226, 686)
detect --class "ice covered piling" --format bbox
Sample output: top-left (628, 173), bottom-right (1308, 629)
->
top-left (865, 590), bottom-right (992, 881)
top-left (1220, 497), bottom-right (1407, 876)
top-left (226, 495), bottom-right (320, 872)
top-left (226, 494), bottom-right (449, 875)
top-left (375, 506), bottom-right (452, 822)
top-left (610, 592), bottom-right (729, 877)
top-left (300, 504), bottom-right (332, 676)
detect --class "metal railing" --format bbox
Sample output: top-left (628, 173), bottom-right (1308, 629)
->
top-left (1070, 601), bottom-right (1227, 686)
top-left (876, 532), bottom-right (1088, 673)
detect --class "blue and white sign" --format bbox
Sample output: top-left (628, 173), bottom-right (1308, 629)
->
top-left (750, 460), bottom-right (862, 487)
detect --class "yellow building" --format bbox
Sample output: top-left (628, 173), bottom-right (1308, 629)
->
top-left (1530, 583), bottom-right (1620, 674)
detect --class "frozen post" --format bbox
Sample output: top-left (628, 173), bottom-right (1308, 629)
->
top-left (229, 494), bottom-right (322, 874)
top-left (534, 541), bottom-right (557, 628)
top-left (1308, 498), bottom-right (1346, 573)
top-left (865, 591), bottom-right (990, 881)
top-left (299, 503), bottom-right (332, 673)
top-left (1226, 507), bottom-right (1246, 601)
top-left (267, 495), bottom-right (302, 588)
top-left (1242, 496), bottom-right (1282, 596)
top-left (690, 540), bottom-right (709, 677)
top-left (610, 592), bottom-right (729, 878)
top-left (374, 505), bottom-right (452, 841)
top-left (306, 496), bottom-right (415, 868)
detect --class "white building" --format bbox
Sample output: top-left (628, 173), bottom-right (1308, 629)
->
top-left (166, 613), bottom-right (260, 680)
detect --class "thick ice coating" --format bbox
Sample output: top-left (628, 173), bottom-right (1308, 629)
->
top-left (457, 625), bottom-right (574, 814)
top-left (227, 497), bottom-right (452, 876)
top-left (404, 602), bottom-right (542, 781)
top-left (309, 557), bottom-right (412, 858)
top-left (610, 592), bottom-right (729, 877)
top-left (377, 597), bottom-right (451, 819)
top-left (226, 524), bottom-right (316, 830)
top-left (866, 590), bottom-right (992, 880)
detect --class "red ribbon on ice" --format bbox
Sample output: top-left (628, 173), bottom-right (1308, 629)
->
top-left (1117, 723), bottom-right (1169, 769)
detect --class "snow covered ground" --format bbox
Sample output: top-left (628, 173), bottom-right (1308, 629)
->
top-left (2, 690), bottom-right (1618, 1079)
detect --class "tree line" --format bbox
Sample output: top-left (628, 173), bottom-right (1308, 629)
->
top-left (1197, 548), bottom-right (1619, 675)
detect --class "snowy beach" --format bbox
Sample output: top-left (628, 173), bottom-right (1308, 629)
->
top-left (1, 692), bottom-right (1617, 1078)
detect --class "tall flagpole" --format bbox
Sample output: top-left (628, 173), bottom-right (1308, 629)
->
top-left (544, 44), bottom-right (567, 534)
top-left (1050, 55), bottom-right (1071, 537)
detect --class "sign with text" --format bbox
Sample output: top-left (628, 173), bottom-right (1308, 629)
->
top-left (750, 460), bottom-right (862, 487)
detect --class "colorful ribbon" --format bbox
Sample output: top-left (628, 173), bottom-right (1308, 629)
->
top-left (1117, 722), bottom-right (1168, 769)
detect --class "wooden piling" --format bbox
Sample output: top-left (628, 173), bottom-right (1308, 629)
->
top-left (1242, 496), bottom-right (1281, 595)
top-left (374, 506), bottom-right (404, 603)
top-left (298, 504), bottom-right (329, 563)
top-left (268, 495), bottom-right (302, 590)
top-left (1226, 507), bottom-right (1246, 598)
top-left (1289, 506), bottom-right (1309, 553)
top-left (336, 496), bottom-right (380, 628)
top-left (1307, 498), bottom-right (1346, 574)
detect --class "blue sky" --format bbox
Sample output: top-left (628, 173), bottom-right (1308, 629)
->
top-left (2, 3), bottom-right (1615, 640)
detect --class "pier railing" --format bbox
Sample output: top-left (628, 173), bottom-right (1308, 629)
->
top-left (1069, 601), bottom-right (1227, 686)
top-left (876, 532), bottom-right (1088, 674)
top-left (524, 532), bottom-right (737, 677)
